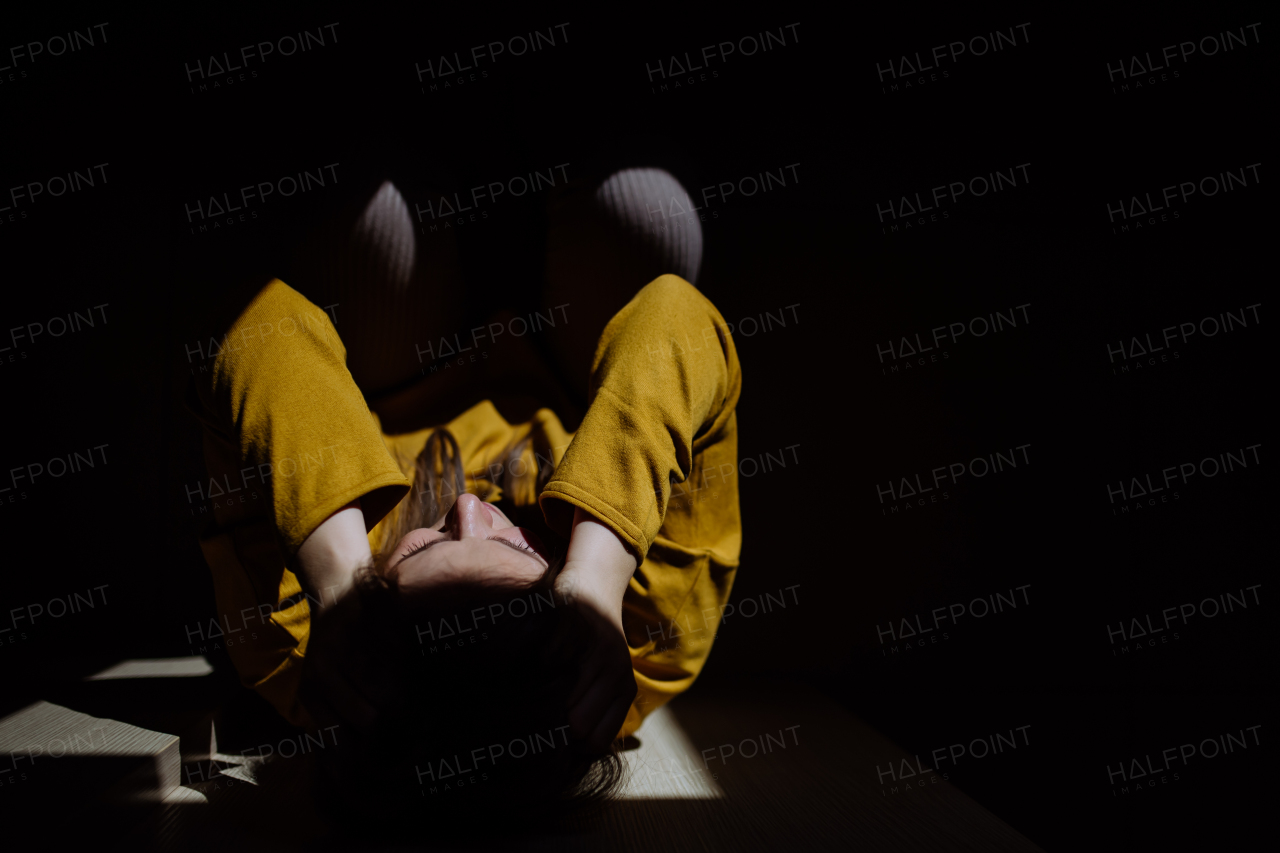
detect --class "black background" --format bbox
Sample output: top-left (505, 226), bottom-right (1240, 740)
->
top-left (0, 3), bottom-right (1269, 851)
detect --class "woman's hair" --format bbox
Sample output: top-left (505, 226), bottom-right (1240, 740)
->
top-left (315, 429), bottom-right (626, 839)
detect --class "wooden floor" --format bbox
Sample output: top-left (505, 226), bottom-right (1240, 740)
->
top-left (3, 664), bottom-right (1045, 852)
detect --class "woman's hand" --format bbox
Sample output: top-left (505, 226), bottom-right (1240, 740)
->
top-left (298, 589), bottom-right (389, 738)
top-left (545, 507), bottom-right (639, 753)
top-left (295, 500), bottom-right (392, 737)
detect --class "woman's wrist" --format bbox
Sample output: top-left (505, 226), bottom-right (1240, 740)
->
top-left (295, 501), bottom-right (371, 614)
top-left (558, 506), bottom-right (637, 622)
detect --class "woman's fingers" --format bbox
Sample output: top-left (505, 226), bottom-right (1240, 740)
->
top-left (587, 693), bottom-right (636, 754)
top-left (566, 630), bottom-right (626, 710)
top-left (538, 618), bottom-right (577, 670)
top-left (566, 641), bottom-right (607, 708)
top-left (548, 590), bottom-right (635, 747)
top-left (567, 651), bottom-right (637, 744)
top-left (304, 597), bottom-right (397, 724)
top-left (306, 655), bottom-right (378, 734)
top-left (567, 671), bottom-right (613, 740)
top-left (343, 646), bottom-right (399, 713)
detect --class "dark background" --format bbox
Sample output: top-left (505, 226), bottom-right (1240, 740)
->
top-left (0, 3), bottom-right (1269, 851)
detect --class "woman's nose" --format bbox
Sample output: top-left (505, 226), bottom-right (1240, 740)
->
top-left (447, 494), bottom-right (490, 538)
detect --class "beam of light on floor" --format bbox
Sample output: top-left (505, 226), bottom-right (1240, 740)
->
top-left (616, 704), bottom-right (724, 800)
top-left (85, 657), bottom-right (214, 679)
top-left (0, 700), bottom-right (183, 803)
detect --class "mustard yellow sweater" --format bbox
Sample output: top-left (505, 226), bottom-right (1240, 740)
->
top-left (188, 275), bottom-right (742, 737)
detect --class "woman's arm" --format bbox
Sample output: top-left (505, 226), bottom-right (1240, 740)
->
top-left (190, 280), bottom-right (411, 727)
top-left (295, 503), bottom-right (384, 734)
top-left (559, 505), bottom-right (638, 618)
top-left (538, 274), bottom-right (742, 560)
top-left (195, 279), bottom-right (410, 557)
top-left (545, 506), bottom-right (639, 752)
top-left (295, 501), bottom-right (371, 614)
top-left (537, 275), bottom-right (743, 742)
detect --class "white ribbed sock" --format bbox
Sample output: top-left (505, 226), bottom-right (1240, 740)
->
top-left (290, 180), bottom-right (466, 396)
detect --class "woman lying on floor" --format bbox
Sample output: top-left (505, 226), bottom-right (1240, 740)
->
top-left (187, 166), bottom-right (742, 834)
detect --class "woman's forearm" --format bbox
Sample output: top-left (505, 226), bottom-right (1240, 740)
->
top-left (294, 501), bottom-right (371, 613)
top-left (558, 506), bottom-right (639, 624)
top-left (539, 277), bottom-right (741, 565)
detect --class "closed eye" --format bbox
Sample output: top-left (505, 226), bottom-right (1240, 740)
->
top-left (399, 535), bottom-right (543, 565)
top-left (401, 538), bottom-right (446, 560)
top-left (489, 536), bottom-right (536, 554)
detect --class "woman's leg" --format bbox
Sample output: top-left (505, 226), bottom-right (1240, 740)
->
top-left (288, 178), bottom-right (469, 407)
top-left (538, 167), bottom-right (705, 404)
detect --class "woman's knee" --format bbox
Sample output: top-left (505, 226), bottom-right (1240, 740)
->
top-left (289, 179), bottom-right (467, 396)
top-left (546, 166), bottom-right (703, 290)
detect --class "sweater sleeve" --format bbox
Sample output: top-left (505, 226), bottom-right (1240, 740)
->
top-left (188, 280), bottom-right (411, 727)
top-left (538, 275), bottom-right (742, 560)
top-left (538, 276), bottom-right (744, 737)
top-left (194, 279), bottom-right (410, 554)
